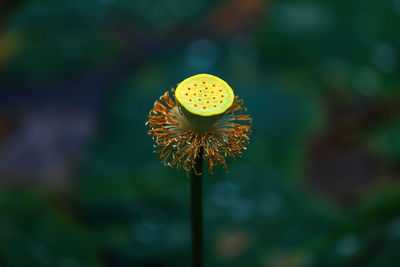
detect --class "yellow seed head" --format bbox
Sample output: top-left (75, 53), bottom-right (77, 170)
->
top-left (147, 74), bottom-right (252, 174)
top-left (176, 74), bottom-right (235, 117)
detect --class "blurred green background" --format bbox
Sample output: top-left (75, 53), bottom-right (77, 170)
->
top-left (1, 0), bottom-right (400, 266)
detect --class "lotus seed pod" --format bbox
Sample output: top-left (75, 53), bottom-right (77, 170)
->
top-left (147, 74), bottom-right (252, 174)
top-left (176, 74), bottom-right (235, 131)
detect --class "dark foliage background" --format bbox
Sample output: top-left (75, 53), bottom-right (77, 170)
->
top-left (1, 0), bottom-right (400, 266)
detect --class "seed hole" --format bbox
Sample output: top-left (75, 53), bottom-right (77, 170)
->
top-left (198, 98), bottom-right (202, 102)
top-left (204, 94), bottom-right (208, 97)
top-left (187, 87), bottom-right (191, 90)
top-left (194, 84), bottom-right (197, 86)
top-left (212, 97), bottom-right (216, 100)
top-left (220, 101), bottom-right (223, 104)
top-left (221, 95), bottom-right (224, 98)
top-left (199, 90), bottom-right (202, 93)
top-left (212, 84), bottom-right (216, 87)
top-left (194, 104), bottom-right (198, 107)
top-left (189, 99), bottom-right (192, 102)
top-left (213, 105), bottom-right (217, 108)
top-left (219, 89), bottom-right (222, 92)
top-left (206, 101), bottom-right (210, 104)
top-left (185, 93), bottom-right (189, 96)
top-left (202, 81), bottom-right (206, 84)
top-left (203, 106), bottom-right (207, 110)
top-left (211, 91), bottom-right (214, 94)
top-left (205, 87), bottom-right (208, 89)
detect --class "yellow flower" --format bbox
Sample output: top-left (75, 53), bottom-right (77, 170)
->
top-left (146, 74), bottom-right (252, 174)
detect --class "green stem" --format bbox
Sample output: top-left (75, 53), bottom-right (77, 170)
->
top-left (191, 146), bottom-right (204, 267)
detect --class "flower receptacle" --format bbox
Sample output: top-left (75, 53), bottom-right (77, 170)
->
top-left (179, 104), bottom-right (225, 132)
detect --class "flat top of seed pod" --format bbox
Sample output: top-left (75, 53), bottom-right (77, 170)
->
top-left (175, 74), bottom-right (235, 116)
